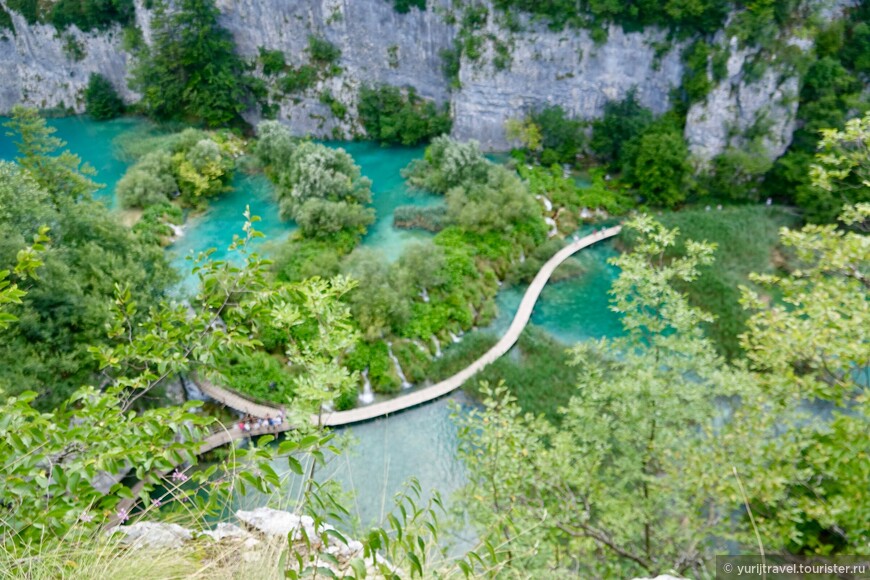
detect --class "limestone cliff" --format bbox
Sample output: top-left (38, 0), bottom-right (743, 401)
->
top-left (0, 0), bottom-right (847, 160)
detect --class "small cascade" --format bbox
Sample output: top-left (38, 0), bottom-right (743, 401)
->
top-left (181, 376), bottom-right (209, 402)
top-left (386, 342), bottom-right (412, 389)
top-left (544, 217), bottom-right (558, 238)
top-left (168, 223), bottom-right (185, 241)
top-left (580, 207), bottom-right (591, 219)
top-left (535, 195), bottom-right (553, 212)
top-left (419, 287), bottom-right (430, 303)
top-left (449, 331), bottom-right (462, 344)
top-left (430, 335), bottom-right (442, 358)
top-left (358, 369), bottom-right (374, 405)
top-left (412, 339), bottom-right (430, 356)
top-left (519, 250), bottom-right (526, 263)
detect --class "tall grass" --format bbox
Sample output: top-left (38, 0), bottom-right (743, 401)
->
top-left (653, 206), bottom-right (796, 358)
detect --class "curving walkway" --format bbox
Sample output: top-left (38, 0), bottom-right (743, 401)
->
top-left (198, 225), bottom-right (621, 430)
top-left (112, 226), bottom-right (620, 522)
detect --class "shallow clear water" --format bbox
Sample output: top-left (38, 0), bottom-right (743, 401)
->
top-left (486, 239), bottom-right (622, 344)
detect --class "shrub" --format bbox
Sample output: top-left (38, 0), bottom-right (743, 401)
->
top-left (590, 89), bottom-right (654, 166)
top-left (625, 121), bottom-right (691, 208)
top-left (279, 65), bottom-right (319, 93)
top-left (392, 0), bottom-right (425, 13)
top-left (294, 198), bottom-right (375, 239)
top-left (393, 205), bottom-right (448, 231)
top-left (358, 84), bottom-right (452, 145)
top-left (116, 150), bottom-right (177, 208)
top-left (402, 135), bottom-right (489, 193)
top-left (84, 73), bottom-right (125, 120)
top-left (530, 105), bottom-right (585, 165)
top-left (307, 35), bottom-right (341, 65)
top-left (258, 47), bottom-right (287, 76)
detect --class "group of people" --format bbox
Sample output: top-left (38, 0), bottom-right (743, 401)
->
top-left (238, 410), bottom-right (284, 433)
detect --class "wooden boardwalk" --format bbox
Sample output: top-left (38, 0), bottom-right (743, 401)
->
top-left (197, 225), bottom-right (621, 432)
top-left (111, 226), bottom-right (620, 521)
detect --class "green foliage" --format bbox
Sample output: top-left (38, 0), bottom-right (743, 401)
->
top-left (402, 135), bottom-right (489, 193)
top-left (255, 123), bottom-right (374, 239)
top-left (116, 150), bottom-right (177, 208)
top-left (215, 350), bottom-right (296, 401)
top-left (344, 340), bottom-right (400, 393)
top-left (341, 249), bottom-right (410, 340)
top-left (804, 112), bottom-right (870, 223)
top-left (703, 144), bottom-right (773, 201)
top-left (116, 128), bottom-right (238, 209)
top-left (358, 85), bottom-right (452, 146)
top-left (590, 89), bottom-right (654, 166)
top-left (318, 90), bottom-right (347, 119)
top-left (84, 73), bottom-right (125, 120)
top-left (307, 35), bottom-right (341, 65)
top-left (624, 118), bottom-right (691, 207)
top-left (392, 204), bottom-right (449, 231)
top-left (130, 0), bottom-right (253, 127)
top-left (258, 46), bottom-right (287, 76)
top-left (131, 202), bottom-right (183, 246)
top-left (446, 165), bottom-right (547, 242)
top-left (681, 39), bottom-right (714, 104)
top-left (5, 0), bottom-right (134, 30)
top-left (489, 0), bottom-right (729, 33)
top-left (279, 65), bottom-right (319, 93)
top-left (649, 205), bottom-right (795, 358)
top-left (439, 45), bottom-right (462, 88)
top-left (4, 106), bottom-right (100, 202)
top-left (391, 0), bottom-right (425, 13)
top-left (0, 155), bottom-right (175, 406)
top-left (530, 105), bottom-right (585, 165)
top-left (764, 9), bottom-right (870, 217)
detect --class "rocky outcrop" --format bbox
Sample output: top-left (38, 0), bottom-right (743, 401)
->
top-left (453, 21), bottom-right (685, 149)
top-left (0, 6), bottom-right (135, 113)
top-left (685, 36), bottom-right (799, 163)
top-left (113, 521), bottom-right (193, 549)
top-left (111, 508), bottom-right (393, 576)
top-left (0, 0), bottom-right (854, 160)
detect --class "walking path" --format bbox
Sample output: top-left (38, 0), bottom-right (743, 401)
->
top-left (112, 226), bottom-right (620, 522)
top-left (193, 225), bottom-right (620, 429)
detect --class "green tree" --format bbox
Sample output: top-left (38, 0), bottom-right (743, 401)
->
top-left (358, 84), bottom-right (452, 146)
top-left (4, 106), bottom-right (99, 201)
top-left (530, 105), bottom-right (585, 165)
top-left (627, 122), bottom-right (691, 207)
top-left (130, 0), bottom-right (252, 127)
top-left (804, 112), bottom-right (870, 223)
top-left (84, 73), bottom-right (125, 120)
top-left (590, 90), bottom-right (654, 166)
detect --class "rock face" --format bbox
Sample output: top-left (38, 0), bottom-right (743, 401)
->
top-left (0, 9), bottom-right (135, 113)
top-left (0, 0), bottom-right (849, 159)
top-left (453, 21), bottom-right (685, 149)
top-left (112, 521), bottom-right (193, 549)
top-left (685, 36), bottom-right (800, 163)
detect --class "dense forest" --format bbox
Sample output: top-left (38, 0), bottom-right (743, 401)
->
top-left (0, 0), bottom-right (867, 577)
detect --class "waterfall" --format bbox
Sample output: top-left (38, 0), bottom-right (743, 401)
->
top-left (419, 287), bottom-right (430, 303)
top-left (449, 331), bottom-right (462, 344)
top-left (387, 342), bottom-right (412, 389)
top-left (430, 335), bottom-right (442, 358)
top-left (182, 376), bottom-right (209, 402)
top-left (168, 223), bottom-right (185, 240)
top-left (545, 217), bottom-right (558, 238)
top-left (535, 194), bottom-right (553, 212)
top-left (358, 369), bottom-right (374, 405)
top-left (412, 339), bottom-right (430, 356)
top-left (519, 250), bottom-right (526, 263)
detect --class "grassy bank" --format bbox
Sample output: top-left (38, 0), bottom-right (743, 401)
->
top-left (641, 205), bottom-right (796, 357)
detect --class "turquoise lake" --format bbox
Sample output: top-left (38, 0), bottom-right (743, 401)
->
top-left (1, 116), bottom-right (621, 527)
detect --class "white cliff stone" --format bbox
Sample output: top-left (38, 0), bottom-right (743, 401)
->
top-left (0, 0), bottom-right (834, 162)
top-left (112, 521), bottom-right (193, 549)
